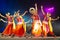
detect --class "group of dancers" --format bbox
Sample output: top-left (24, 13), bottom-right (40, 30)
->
top-left (0, 3), bottom-right (60, 37)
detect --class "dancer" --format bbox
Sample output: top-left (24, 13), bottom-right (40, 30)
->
top-left (14, 10), bottom-right (28, 37)
top-left (29, 3), bottom-right (42, 37)
top-left (41, 6), bottom-right (59, 37)
top-left (0, 13), bottom-right (13, 36)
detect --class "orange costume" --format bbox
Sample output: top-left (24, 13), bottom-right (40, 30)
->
top-left (15, 16), bottom-right (26, 37)
top-left (32, 15), bottom-right (42, 37)
top-left (48, 16), bottom-right (54, 35)
top-left (41, 6), bottom-right (55, 36)
top-left (2, 16), bottom-right (13, 36)
top-left (42, 14), bottom-right (49, 36)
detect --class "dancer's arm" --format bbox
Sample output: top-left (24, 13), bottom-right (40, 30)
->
top-left (13, 12), bottom-right (16, 17)
top-left (35, 3), bottom-right (38, 11)
top-left (25, 18), bottom-right (33, 23)
top-left (51, 16), bottom-right (60, 21)
top-left (0, 19), bottom-right (7, 23)
top-left (41, 6), bottom-right (45, 15)
top-left (17, 10), bottom-right (20, 13)
top-left (0, 13), bottom-right (7, 18)
top-left (25, 20), bottom-right (31, 23)
top-left (21, 11), bottom-right (28, 16)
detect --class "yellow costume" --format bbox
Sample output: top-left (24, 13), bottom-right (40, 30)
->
top-left (48, 17), bottom-right (53, 32)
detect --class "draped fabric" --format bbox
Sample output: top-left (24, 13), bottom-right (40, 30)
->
top-left (15, 16), bottom-right (26, 37)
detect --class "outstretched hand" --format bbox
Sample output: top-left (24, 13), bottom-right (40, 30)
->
top-left (17, 10), bottom-right (20, 13)
top-left (41, 5), bottom-right (43, 9)
top-left (0, 19), bottom-right (3, 21)
top-left (57, 16), bottom-right (60, 19)
top-left (35, 3), bottom-right (37, 7)
top-left (21, 11), bottom-right (28, 16)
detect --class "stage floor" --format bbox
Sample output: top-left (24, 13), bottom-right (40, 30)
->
top-left (0, 36), bottom-right (60, 40)
top-left (0, 33), bottom-right (60, 40)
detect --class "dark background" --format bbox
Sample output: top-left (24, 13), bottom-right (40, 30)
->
top-left (0, 0), bottom-right (60, 36)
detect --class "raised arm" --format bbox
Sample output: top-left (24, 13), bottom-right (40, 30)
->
top-left (35, 3), bottom-right (38, 11)
top-left (0, 13), bottom-right (7, 18)
top-left (13, 12), bottom-right (16, 17)
top-left (51, 16), bottom-right (60, 21)
top-left (21, 11), bottom-right (28, 16)
top-left (17, 10), bottom-right (20, 13)
top-left (41, 6), bottom-right (45, 15)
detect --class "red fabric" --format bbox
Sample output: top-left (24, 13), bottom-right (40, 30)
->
top-left (43, 14), bottom-right (46, 18)
top-left (7, 16), bottom-right (13, 22)
top-left (2, 16), bottom-right (13, 36)
top-left (17, 17), bottom-right (22, 22)
top-left (15, 16), bottom-right (25, 37)
top-left (42, 21), bottom-right (49, 33)
top-left (2, 23), bottom-right (13, 36)
top-left (15, 24), bottom-right (25, 37)
top-left (32, 15), bottom-right (39, 20)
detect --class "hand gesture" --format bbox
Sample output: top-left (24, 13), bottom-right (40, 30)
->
top-left (57, 16), bottom-right (60, 19)
top-left (41, 5), bottom-right (43, 9)
top-left (35, 3), bottom-right (37, 7)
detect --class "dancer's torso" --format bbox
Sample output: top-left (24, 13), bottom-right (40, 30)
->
top-left (14, 16), bottom-right (23, 24)
top-left (7, 16), bottom-right (13, 23)
top-left (32, 15), bottom-right (40, 21)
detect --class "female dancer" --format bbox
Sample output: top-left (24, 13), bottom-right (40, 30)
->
top-left (41, 6), bottom-right (59, 37)
top-left (29, 3), bottom-right (42, 37)
top-left (0, 13), bottom-right (13, 36)
top-left (14, 10), bottom-right (27, 37)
